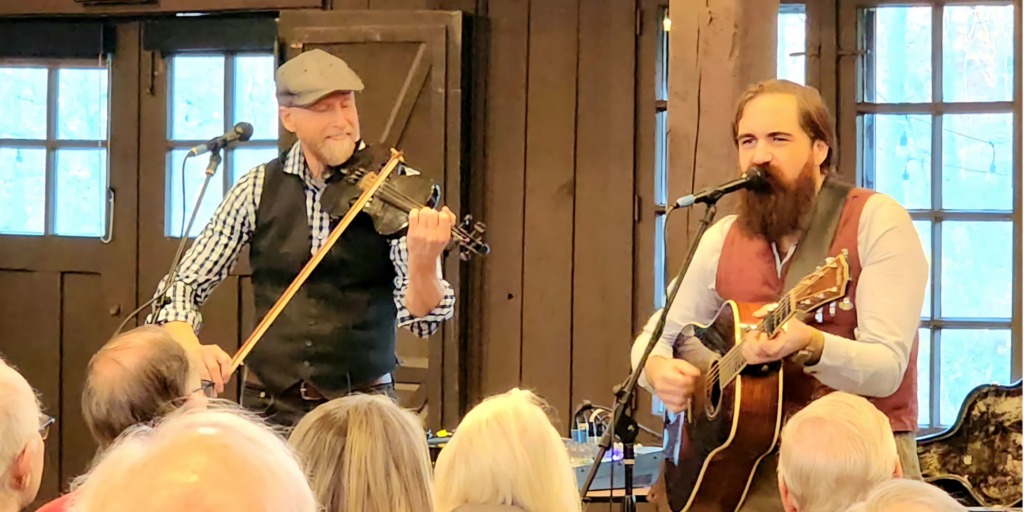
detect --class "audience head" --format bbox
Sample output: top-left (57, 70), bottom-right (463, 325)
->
top-left (288, 394), bottom-right (433, 512)
top-left (69, 402), bottom-right (316, 512)
top-left (433, 388), bottom-right (581, 512)
top-left (82, 325), bottom-right (208, 448)
top-left (845, 479), bottom-right (966, 512)
top-left (778, 392), bottom-right (901, 512)
top-left (0, 358), bottom-right (45, 512)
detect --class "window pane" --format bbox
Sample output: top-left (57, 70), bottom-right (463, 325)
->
top-left (941, 113), bottom-right (1013, 210)
top-left (234, 55), bottom-right (278, 141)
top-left (943, 5), bottom-right (1014, 103)
top-left (778, 6), bottom-right (806, 85)
top-left (168, 149), bottom-right (225, 237)
top-left (939, 329), bottom-right (1011, 426)
top-left (862, 114), bottom-right (931, 209)
top-left (55, 149), bottom-right (107, 237)
top-left (655, 213), bottom-right (666, 309)
top-left (170, 56), bottom-right (225, 141)
top-left (655, 110), bottom-right (667, 205)
top-left (866, 7), bottom-right (932, 103)
top-left (231, 147), bottom-right (280, 184)
top-left (57, 68), bottom-right (109, 141)
top-left (0, 68), bottom-right (48, 140)
top-left (917, 328), bottom-right (930, 427)
top-left (941, 221), bottom-right (1012, 318)
top-left (913, 220), bottom-right (931, 318)
top-left (0, 148), bottom-right (46, 235)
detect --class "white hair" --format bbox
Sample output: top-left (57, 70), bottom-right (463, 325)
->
top-left (0, 358), bottom-right (41, 494)
top-left (433, 388), bottom-right (581, 512)
top-left (68, 400), bottom-right (317, 512)
top-left (778, 392), bottom-right (898, 512)
top-left (845, 479), bottom-right (965, 512)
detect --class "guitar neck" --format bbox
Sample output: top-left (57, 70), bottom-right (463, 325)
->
top-left (718, 294), bottom-right (798, 385)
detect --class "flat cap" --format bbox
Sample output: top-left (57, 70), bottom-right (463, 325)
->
top-left (275, 49), bottom-right (365, 108)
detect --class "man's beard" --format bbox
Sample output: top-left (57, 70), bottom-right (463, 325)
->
top-left (309, 135), bottom-right (357, 167)
top-left (735, 158), bottom-right (819, 245)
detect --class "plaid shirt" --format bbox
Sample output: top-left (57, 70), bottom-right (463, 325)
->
top-left (148, 141), bottom-right (455, 339)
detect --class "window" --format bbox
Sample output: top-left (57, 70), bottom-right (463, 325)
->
top-left (0, 61), bottom-right (109, 237)
top-left (778, 4), bottom-right (807, 85)
top-left (856, 3), bottom-right (1018, 431)
top-left (655, 7), bottom-right (670, 310)
top-left (166, 53), bottom-right (278, 237)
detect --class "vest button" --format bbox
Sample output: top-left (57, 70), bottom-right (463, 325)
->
top-left (305, 340), bottom-right (313, 348)
top-left (303, 361), bottom-right (311, 368)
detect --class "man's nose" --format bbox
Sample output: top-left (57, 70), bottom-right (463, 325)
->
top-left (751, 142), bottom-right (773, 165)
top-left (331, 103), bottom-right (351, 127)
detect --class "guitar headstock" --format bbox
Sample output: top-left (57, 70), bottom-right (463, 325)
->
top-left (788, 252), bottom-right (851, 314)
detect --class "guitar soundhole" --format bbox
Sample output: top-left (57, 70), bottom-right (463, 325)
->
top-left (705, 360), bottom-right (723, 419)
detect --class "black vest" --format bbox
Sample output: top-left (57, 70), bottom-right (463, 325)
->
top-left (247, 156), bottom-right (398, 397)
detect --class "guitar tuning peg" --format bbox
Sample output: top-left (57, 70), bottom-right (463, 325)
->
top-left (815, 309), bottom-right (823, 323)
top-left (839, 297), bottom-right (853, 311)
top-left (815, 265), bottom-right (821, 271)
top-left (829, 302), bottom-right (837, 316)
top-left (842, 248), bottom-right (850, 257)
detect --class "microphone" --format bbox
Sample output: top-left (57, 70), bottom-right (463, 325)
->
top-left (673, 166), bottom-right (769, 208)
top-left (188, 122), bottom-right (254, 156)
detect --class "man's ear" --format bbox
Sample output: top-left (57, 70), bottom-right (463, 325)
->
top-left (10, 443), bottom-right (34, 491)
top-left (778, 474), bottom-right (799, 512)
top-left (812, 139), bottom-right (829, 169)
top-left (279, 106), bottom-right (295, 133)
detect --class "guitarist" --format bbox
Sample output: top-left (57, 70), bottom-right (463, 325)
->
top-left (631, 79), bottom-right (928, 511)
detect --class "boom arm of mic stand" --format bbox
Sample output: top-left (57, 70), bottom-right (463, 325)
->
top-left (578, 201), bottom-right (720, 498)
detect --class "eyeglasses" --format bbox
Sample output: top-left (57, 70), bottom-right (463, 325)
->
top-left (194, 380), bottom-right (216, 399)
top-left (39, 415), bottom-right (55, 441)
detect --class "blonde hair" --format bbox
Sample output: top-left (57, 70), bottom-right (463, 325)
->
top-left (69, 401), bottom-right (316, 512)
top-left (845, 479), bottom-right (965, 512)
top-left (433, 388), bottom-right (581, 512)
top-left (288, 394), bottom-right (434, 512)
top-left (778, 392), bottom-right (899, 512)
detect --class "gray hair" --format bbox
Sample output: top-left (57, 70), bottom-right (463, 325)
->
top-left (0, 356), bottom-right (41, 494)
top-left (778, 392), bottom-right (899, 512)
top-left (845, 479), bottom-right (965, 512)
top-left (69, 401), bottom-right (318, 512)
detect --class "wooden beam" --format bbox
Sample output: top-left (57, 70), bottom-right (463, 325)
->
top-left (666, 0), bottom-right (779, 267)
top-left (0, 0), bottom-right (319, 16)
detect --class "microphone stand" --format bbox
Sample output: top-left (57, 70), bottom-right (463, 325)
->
top-left (114, 149), bottom-right (223, 337)
top-left (579, 192), bottom-right (725, 511)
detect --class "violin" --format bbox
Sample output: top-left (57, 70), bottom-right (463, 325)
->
top-left (321, 145), bottom-right (490, 260)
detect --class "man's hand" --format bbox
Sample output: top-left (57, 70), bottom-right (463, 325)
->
top-left (407, 206), bottom-right (456, 266)
top-left (644, 356), bottom-right (701, 414)
top-left (740, 303), bottom-right (817, 365)
top-left (161, 322), bottom-right (232, 394)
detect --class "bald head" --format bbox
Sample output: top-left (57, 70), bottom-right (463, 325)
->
top-left (70, 404), bottom-right (317, 512)
top-left (0, 357), bottom-right (44, 509)
top-left (778, 392), bottom-right (900, 512)
top-left (83, 326), bottom-right (198, 447)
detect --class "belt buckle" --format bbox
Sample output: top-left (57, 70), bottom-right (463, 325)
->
top-left (299, 381), bottom-right (317, 401)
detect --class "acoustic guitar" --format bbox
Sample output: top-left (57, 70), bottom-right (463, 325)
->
top-left (660, 253), bottom-right (851, 512)
top-left (917, 380), bottom-right (1022, 508)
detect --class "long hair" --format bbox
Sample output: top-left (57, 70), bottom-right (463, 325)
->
top-left (433, 388), bottom-right (581, 512)
top-left (288, 394), bottom-right (434, 512)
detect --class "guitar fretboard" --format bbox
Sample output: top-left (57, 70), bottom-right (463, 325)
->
top-left (716, 294), bottom-right (796, 386)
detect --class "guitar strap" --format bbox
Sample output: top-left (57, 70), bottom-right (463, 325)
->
top-left (782, 178), bottom-right (854, 294)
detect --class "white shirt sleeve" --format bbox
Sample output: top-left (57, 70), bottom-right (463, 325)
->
top-left (806, 194), bottom-right (929, 397)
top-left (630, 216), bottom-right (735, 390)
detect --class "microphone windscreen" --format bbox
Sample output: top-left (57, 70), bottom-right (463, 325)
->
top-left (234, 122), bottom-right (255, 141)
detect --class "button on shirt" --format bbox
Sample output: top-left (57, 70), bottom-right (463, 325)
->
top-left (148, 141), bottom-right (455, 339)
top-left (631, 193), bottom-right (928, 398)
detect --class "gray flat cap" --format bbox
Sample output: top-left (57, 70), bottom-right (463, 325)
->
top-left (276, 49), bottom-right (365, 107)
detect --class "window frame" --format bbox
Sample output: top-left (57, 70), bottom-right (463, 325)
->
top-left (838, 0), bottom-right (1022, 434)
top-left (163, 50), bottom-right (279, 238)
top-left (0, 57), bottom-right (111, 238)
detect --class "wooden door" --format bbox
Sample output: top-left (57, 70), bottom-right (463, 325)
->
top-left (278, 10), bottom-right (467, 430)
top-left (0, 23), bottom-right (140, 507)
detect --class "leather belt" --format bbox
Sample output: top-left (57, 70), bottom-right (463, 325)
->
top-left (244, 370), bottom-right (392, 401)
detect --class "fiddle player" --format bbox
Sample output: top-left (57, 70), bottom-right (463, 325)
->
top-left (631, 80), bottom-right (927, 511)
top-left (148, 49), bottom-right (456, 427)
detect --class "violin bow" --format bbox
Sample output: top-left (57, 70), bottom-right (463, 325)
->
top-left (229, 149), bottom-right (405, 374)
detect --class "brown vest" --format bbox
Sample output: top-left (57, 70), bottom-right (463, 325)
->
top-left (715, 188), bottom-right (918, 432)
